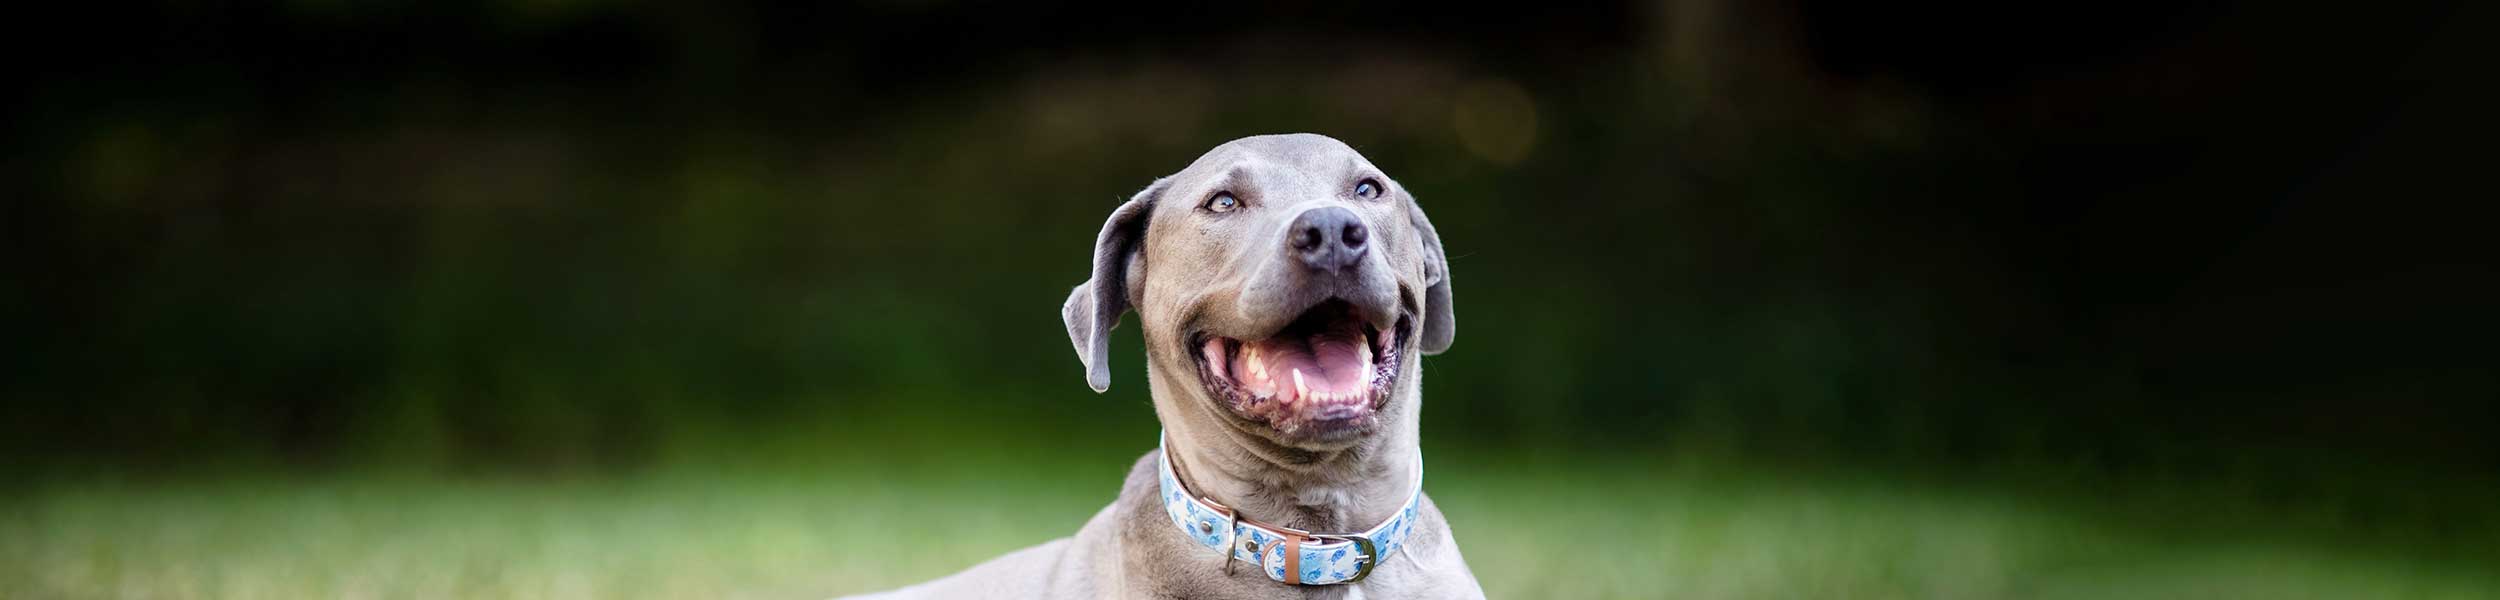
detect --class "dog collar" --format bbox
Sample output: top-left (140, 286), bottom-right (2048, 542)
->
top-left (1156, 431), bottom-right (1424, 586)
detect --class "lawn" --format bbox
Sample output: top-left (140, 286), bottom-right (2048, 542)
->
top-left (5, 446), bottom-right (2494, 599)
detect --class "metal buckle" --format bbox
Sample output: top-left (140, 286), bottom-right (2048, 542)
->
top-left (1336, 535), bottom-right (1381, 583)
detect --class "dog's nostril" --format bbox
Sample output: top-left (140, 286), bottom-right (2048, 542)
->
top-left (1295, 225), bottom-right (1325, 251)
top-left (1342, 223), bottom-right (1367, 248)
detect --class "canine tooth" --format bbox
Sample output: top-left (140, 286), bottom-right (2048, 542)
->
top-left (1249, 347), bottom-right (1267, 379)
top-left (1292, 369), bottom-right (1308, 402)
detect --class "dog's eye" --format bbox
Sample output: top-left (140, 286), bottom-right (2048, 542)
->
top-left (1205, 192), bottom-right (1240, 213)
top-left (1354, 179), bottom-right (1382, 200)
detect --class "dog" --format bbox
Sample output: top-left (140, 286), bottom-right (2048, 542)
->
top-left (844, 134), bottom-right (1482, 599)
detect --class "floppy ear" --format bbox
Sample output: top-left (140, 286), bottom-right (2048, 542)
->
top-left (1407, 197), bottom-right (1456, 355)
top-left (1062, 179), bottom-right (1167, 392)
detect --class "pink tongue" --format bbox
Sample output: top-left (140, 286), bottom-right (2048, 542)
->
top-left (1305, 330), bottom-right (1370, 390)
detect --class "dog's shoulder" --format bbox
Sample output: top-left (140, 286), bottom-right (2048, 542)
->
top-left (1364, 492), bottom-right (1486, 599)
top-left (1122, 448), bottom-right (1162, 493)
top-left (1109, 447), bottom-right (1166, 545)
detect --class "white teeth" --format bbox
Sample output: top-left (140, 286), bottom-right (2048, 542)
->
top-left (1292, 369), bottom-right (1308, 403)
top-left (1357, 340), bottom-right (1373, 370)
top-left (1249, 346), bottom-right (1267, 379)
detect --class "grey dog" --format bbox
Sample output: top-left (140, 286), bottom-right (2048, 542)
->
top-left (844, 134), bottom-right (1483, 599)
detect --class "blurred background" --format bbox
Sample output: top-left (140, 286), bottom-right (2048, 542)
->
top-left (5, 1), bottom-right (2495, 597)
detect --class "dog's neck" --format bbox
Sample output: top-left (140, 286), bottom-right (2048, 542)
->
top-left (1154, 375), bottom-right (1423, 533)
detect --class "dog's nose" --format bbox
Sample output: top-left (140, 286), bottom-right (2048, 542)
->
top-left (1289, 206), bottom-right (1369, 271)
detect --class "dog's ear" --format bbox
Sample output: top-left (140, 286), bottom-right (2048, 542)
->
top-left (1063, 178), bottom-right (1166, 392)
top-left (1407, 196), bottom-right (1456, 355)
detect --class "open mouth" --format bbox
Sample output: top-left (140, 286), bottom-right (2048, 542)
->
top-left (1193, 299), bottom-right (1406, 437)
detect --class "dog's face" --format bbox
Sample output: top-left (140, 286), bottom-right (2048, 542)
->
top-left (1064, 134), bottom-right (1454, 449)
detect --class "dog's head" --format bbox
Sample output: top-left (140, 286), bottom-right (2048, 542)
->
top-left (1063, 134), bottom-right (1454, 450)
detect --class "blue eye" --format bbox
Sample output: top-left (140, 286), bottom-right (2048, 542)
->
top-left (1205, 192), bottom-right (1240, 213)
top-left (1354, 180), bottom-right (1381, 199)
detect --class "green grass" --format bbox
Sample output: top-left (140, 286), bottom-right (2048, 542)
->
top-left (5, 450), bottom-right (2494, 599)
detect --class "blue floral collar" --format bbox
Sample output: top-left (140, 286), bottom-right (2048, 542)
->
top-left (1156, 432), bottom-right (1424, 586)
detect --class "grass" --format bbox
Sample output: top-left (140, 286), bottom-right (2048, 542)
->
top-left (5, 446), bottom-right (2495, 599)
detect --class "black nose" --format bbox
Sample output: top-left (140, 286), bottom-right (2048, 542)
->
top-left (1289, 206), bottom-right (1369, 271)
